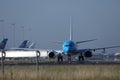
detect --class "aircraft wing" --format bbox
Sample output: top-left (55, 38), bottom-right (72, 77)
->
top-left (74, 45), bottom-right (120, 55)
top-left (76, 46), bottom-right (120, 52)
top-left (90, 46), bottom-right (120, 51)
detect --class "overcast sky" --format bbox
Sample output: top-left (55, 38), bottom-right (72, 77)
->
top-left (0, 0), bottom-right (120, 53)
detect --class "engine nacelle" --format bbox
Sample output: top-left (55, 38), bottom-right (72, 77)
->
top-left (48, 51), bottom-right (56, 58)
top-left (84, 51), bottom-right (92, 57)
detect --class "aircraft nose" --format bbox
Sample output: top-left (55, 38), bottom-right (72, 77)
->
top-left (63, 47), bottom-right (71, 53)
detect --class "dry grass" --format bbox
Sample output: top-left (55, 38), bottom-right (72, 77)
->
top-left (0, 64), bottom-right (120, 80)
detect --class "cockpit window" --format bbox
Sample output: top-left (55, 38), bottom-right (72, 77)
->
top-left (65, 44), bottom-right (72, 47)
top-left (63, 40), bottom-right (75, 47)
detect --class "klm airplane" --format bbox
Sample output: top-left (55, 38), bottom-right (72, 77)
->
top-left (47, 26), bottom-right (120, 63)
top-left (0, 38), bottom-right (8, 50)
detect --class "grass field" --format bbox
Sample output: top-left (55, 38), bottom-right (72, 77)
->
top-left (0, 64), bottom-right (120, 80)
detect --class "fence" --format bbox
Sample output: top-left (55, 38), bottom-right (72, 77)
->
top-left (0, 50), bottom-right (40, 80)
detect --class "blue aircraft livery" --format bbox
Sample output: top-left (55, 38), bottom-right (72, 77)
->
top-left (62, 40), bottom-right (77, 53)
top-left (18, 40), bottom-right (29, 48)
top-left (0, 38), bottom-right (8, 49)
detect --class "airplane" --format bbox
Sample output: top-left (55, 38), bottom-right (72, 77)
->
top-left (46, 26), bottom-right (120, 63)
top-left (11, 40), bottom-right (35, 50)
top-left (0, 40), bottom-right (36, 59)
top-left (0, 38), bottom-right (8, 50)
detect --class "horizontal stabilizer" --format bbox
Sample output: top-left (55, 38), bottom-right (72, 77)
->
top-left (52, 41), bottom-right (63, 44)
top-left (76, 39), bottom-right (97, 44)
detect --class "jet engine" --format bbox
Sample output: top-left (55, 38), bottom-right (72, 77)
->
top-left (48, 50), bottom-right (56, 58)
top-left (84, 51), bottom-right (92, 57)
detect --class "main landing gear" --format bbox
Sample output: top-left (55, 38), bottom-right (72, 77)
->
top-left (67, 54), bottom-right (71, 64)
top-left (57, 53), bottom-right (85, 63)
top-left (58, 53), bottom-right (72, 64)
top-left (58, 53), bottom-right (63, 63)
top-left (78, 53), bottom-right (84, 62)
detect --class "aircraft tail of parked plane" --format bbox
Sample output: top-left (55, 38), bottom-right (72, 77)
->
top-left (0, 38), bottom-right (8, 50)
top-left (11, 40), bottom-right (35, 50)
top-left (18, 40), bottom-right (29, 48)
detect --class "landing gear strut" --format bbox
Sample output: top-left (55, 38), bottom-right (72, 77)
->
top-left (58, 53), bottom-right (63, 63)
top-left (68, 54), bottom-right (71, 63)
top-left (78, 53), bottom-right (84, 62)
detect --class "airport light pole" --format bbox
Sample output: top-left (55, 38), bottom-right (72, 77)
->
top-left (0, 19), bottom-right (5, 38)
top-left (21, 26), bottom-right (24, 40)
top-left (1, 51), bottom-right (6, 80)
top-left (11, 23), bottom-right (15, 47)
top-left (28, 27), bottom-right (31, 40)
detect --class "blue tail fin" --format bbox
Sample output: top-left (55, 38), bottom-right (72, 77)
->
top-left (0, 38), bottom-right (8, 49)
top-left (18, 40), bottom-right (29, 48)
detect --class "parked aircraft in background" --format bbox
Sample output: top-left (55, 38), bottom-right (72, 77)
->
top-left (11, 40), bottom-right (35, 50)
top-left (18, 40), bottom-right (30, 48)
top-left (0, 38), bottom-right (8, 50)
top-left (0, 40), bottom-right (36, 59)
